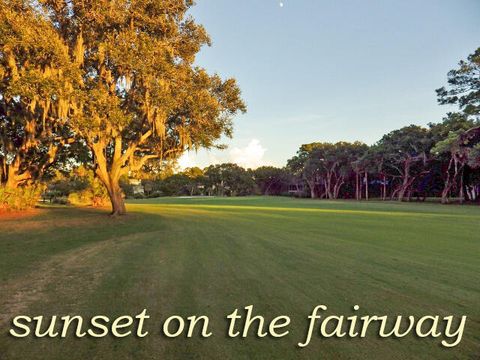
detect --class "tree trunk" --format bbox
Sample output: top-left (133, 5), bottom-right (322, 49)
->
top-left (459, 168), bottom-right (464, 205)
top-left (364, 172), bottom-right (369, 201)
top-left (441, 157), bottom-right (454, 204)
top-left (468, 186), bottom-right (478, 201)
top-left (441, 184), bottom-right (451, 204)
top-left (107, 181), bottom-right (126, 216)
top-left (382, 174), bottom-right (387, 200)
top-left (397, 160), bottom-right (411, 201)
top-left (326, 172), bottom-right (334, 199)
top-left (398, 176), bottom-right (417, 202)
top-left (264, 181), bottom-right (274, 196)
top-left (305, 178), bottom-right (316, 198)
top-left (355, 172), bottom-right (360, 200)
top-left (5, 176), bottom-right (19, 189)
top-left (397, 184), bottom-right (407, 201)
top-left (93, 146), bottom-right (127, 216)
top-left (333, 177), bottom-right (345, 199)
top-left (5, 157), bottom-right (23, 189)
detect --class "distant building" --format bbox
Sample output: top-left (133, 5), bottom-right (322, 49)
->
top-left (288, 182), bottom-right (304, 196)
top-left (129, 179), bottom-right (145, 195)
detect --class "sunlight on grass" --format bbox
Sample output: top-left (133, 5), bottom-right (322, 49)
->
top-left (130, 202), bottom-right (480, 219)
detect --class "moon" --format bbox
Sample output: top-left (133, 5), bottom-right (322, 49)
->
top-left (279, 2), bottom-right (284, 7)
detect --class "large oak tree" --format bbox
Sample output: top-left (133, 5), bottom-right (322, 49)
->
top-left (430, 113), bottom-right (476, 203)
top-left (34, 0), bottom-right (246, 214)
top-left (0, 1), bottom-right (79, 189)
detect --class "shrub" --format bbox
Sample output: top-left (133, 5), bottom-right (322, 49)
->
top-left (45, 166), bottom-right (110, 207)
top-left (0, 185), bottom-right (45, 211)
top-left (68, 178), bottom-right (110, 207)
top-left (51, 196), bottom-right (68, 205)
top-left (119, 175), bottom-right (135, 198)
top-left (67, 190), bottom-right (91, 206)
top-left (146, 190), bottom-right (163, 198)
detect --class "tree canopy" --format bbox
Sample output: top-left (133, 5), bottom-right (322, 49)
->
top-left (436, 47), bottom-right (480, 118)
top-left (0, 1), bottom-right (79, 188)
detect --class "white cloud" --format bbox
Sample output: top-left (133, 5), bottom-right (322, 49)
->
top-left (230, 139), bottom-right (268, 169)
top-left (177, 151), bottom-right (196, 170)
top-left (176, 139), bottom-right (269, 171)
top-left (207, 153), bottom-right (221, 166)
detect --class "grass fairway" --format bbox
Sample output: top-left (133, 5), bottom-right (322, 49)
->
top-left (0, 197), bottom-right (479, 359)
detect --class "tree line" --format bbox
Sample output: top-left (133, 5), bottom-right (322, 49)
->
top-left (283, 46), bottom-right (480, 203)
top-left (100, 112), bottom-right (479, 203)
top-left (286, 117), bottom-right (479, 203)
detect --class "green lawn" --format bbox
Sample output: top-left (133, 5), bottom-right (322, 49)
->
top-left (0, 197), bottom-right (479, 359)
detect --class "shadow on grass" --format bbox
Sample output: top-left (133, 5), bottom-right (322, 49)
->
top-left (0, 205), bottom-right (170, 282)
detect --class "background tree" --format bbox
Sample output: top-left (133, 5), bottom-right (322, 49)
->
top-left (37, 0), bottom-right (246, 215)
top-left (376, 125), bottom-right (433, 201)
top-left (0, 1), bottom-right (79, 189)
top-left (353, 145), bottom-right (379, 200)
top-left (460, 126), bottom-right (480, 201)
top-left (436, 47), bottom-right (479, 119)
top-left (253, 166), bottom-right (289, 196)
top-left (204, 163), bottom-right (255, 196)
top-left (183, 167), bottom-right (205, 196)
top-left (288, 142), bottom-right (367, 199)
top-left (430, 113), bottom-right (476, 203)
top-left (435, 47), bottom-right (480, 203)
top-left (286, 143), bottom-right (324, 198)
top-left (159, 173), bottom-right (191, 197)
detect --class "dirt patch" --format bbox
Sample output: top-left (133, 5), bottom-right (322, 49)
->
top-left (0, 234), bottom-right (139, 326)
top-left (0, 208), bottom-right (40, 221)
top-left (0, 207), bottom-right (134, 234)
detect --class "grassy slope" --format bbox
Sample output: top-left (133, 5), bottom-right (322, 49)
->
top-left (0, 197), bottom-right (479, 359)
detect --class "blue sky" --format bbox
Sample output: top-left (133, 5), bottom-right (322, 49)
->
top-left (178, 0), bottom-right (480, 169)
